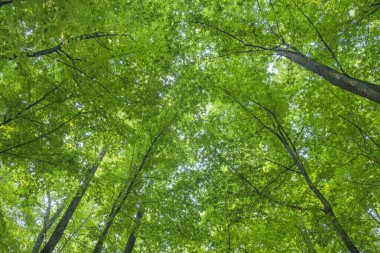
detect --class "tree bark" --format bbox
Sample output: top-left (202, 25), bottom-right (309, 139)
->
top-left (92, 178), bottom-right (136, 253)
top-left (39, 147), bottom-right (106, 253)
top-left (276, 49), bottom-right (380, 104)
top-left (123, 210), bottom-right (143, 253)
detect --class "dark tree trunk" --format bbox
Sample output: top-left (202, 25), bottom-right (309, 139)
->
top-left (39, 147), bottom-right (106, 253)
top-left (123, 210), bottom-right (143, 253)
top-left (276, 50), bottom-right (380, 104)
top-left (92, 179), bottom-right (136, 253)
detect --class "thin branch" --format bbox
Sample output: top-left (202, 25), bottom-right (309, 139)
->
top-left (255, 0), bottom-right (286, 44)
top-left (1, 32), bottom-right (132, 60)
top-left (264, 158), bottom-right (301, 174)
top-left (57, 208), bottom-right (95, 253)
top-left (0, 112), bottom-right (83, 154)
top-left (261, 168), bottom-right (292, 192)
top-left (222, 157), bottom-right (313, 211)
top-left (0, 86), bottom-right (58, 126)
top-left (353, 3), bottom-right (380, 25)
top-left (190, 20), bottom-right (280, 51)
top-left (47, 55), bottom-right (118, 100)
top-left (294, 126), bottom-right (305, 145)
top-left (2, 151), bottom-right (60, 166)
top-left (292, 1), bottom-right (346, 73)
top-left (338, 114), bottom-right (380, 150)
top-left (220, 87), bottom-right (278, 136)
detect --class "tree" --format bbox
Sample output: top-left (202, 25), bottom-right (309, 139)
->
top-left (0, 0), bottom-right (379, 252)
top-left (184, 0), bottom-right (380, 103)
top-left (123, 210), bottom-right (143, 253)
top-left (40, 147), bottom-right (106, 253)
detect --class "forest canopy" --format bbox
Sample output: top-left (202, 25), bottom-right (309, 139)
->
top-left (0, 0), bottom-right (379, 252)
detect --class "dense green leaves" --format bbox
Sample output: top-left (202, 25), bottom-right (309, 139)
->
top-left (0, 0), bottom-right (379, 252)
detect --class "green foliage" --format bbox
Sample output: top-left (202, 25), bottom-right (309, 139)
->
top-left (0, 0), bottom-right (379, 252)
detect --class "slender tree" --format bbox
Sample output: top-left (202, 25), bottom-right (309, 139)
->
top-left (93, 118), bottom-right (175, 253)
top-left (223, 89), bottom-right (359, 252)
top-left (123, 210), bottom-right (143, 253)
top-left (31, 192), bottom-right (64, 253)
top-left (40, 147), bottom-right (106, 253)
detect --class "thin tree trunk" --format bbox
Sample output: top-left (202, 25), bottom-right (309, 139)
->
top-left (92, 117), bottom-right (175, 253)
top-left (123, 210), bottom-right (143, 253)
top-left (92, 177), bottom-right (137, 253)
top-left (92, 141), bottom-right (156, 253)
top-left (276, 125), bottom-right (359, 253)
top-left (32, 200), bottom-right (64, 253)
top-left (223, 90), bottom-right (360, 253)
top-left (40, 147), bottom-right (106, 253)
top-left (276, 50), bottom-right (380, 104)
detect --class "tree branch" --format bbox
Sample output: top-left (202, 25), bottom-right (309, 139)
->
top-left (293, 1), bottom-right (346, 74)
top-left (0, 112), bottom-right (84, 154)
top-left (0, 86), bottom-right (58, 126)
top-left (46, 55), bottom-right (119, 101)
top-left (190, 20), bottom-right (280, 51)
top-left (221, 157), bottom-right (313, 211)
top-left (0, 32), bottom-right (132, 60)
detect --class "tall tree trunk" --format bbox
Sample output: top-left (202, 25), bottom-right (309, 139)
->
top-left (123, 210), bottom-right (143, 253)
top-left (224, 90), bottom-right (360, 253)
top-left (92, 118), bottom-right (175, 253)
top-left (276, 126), bottom-right (359, 253)
top-left (276, 49), bottom-right (380, 104)
top-left (32, 199), bottom-right (64, 253)
top-left (92, 178), bottom-right (137, 253)
top-left (92, 142), bottom-right (155, 253)
top-left (40, 147), bottom-right (106, 253)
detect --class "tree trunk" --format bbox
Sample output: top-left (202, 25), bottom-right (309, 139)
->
top-left (123, 210), bottom-right (143, 253)
top-left (92, 118), bottom-right (175, 253)
top-left (92, 179), bottom-right (136, 253)
top-left (277, 129), bottom-right (359, 253)
top-left (39, 147), bottom-right (106, 253)
top-left (276, 49), bottom-right (380, 104)
top-left (32, 201), bottom-right (64, 253)
top-left (92, 143), bottom-right (153, 253)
